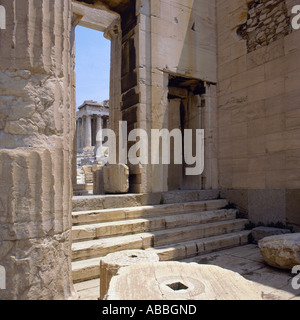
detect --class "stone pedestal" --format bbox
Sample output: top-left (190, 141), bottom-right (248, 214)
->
top-left (99, 250), bottom-right (159, 300)
top-left (105, 261), bottom-right (262, 300)
top-left (103, 164), bottom-right (129, 194)
top-left (252, 226), bottom-right (291, 244)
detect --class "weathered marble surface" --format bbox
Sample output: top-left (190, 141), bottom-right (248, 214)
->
top-left (105, 261), bottom-right (262, 300)
top-left (259, 233), bottom-right (300, 269)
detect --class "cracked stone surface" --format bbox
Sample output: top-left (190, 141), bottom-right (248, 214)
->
top-left (258, 233), bottom-right (300, 270)
top-left (99, 250), bottom-right (159, 300)
top-left (74, 245), bottom-right (300, 300)
top-left (105, 261), bottom-right (263, 300)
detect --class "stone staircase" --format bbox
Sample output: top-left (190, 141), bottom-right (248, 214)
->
top-left (71, 191), bottom-right (251, 283)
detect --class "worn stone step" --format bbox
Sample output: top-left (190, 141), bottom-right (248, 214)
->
top-left (72, 230), bottom-right (251, 283)
top-left (72, 208), bottom-right (237, 242)
top-left (72, 190), bottom-right (220, 212)
top-left (72, 199), bottom-right (229, 226)
top-left (151, 230), bottom-right (251, 261)
top-left (72, 258), bottom-right (101, 283)
top-left (72, 233), bottom-right (150, 262)
top-left (71, 219), bottom-right (248, 262)
top-left (152, 219), bottom-right (248, 247)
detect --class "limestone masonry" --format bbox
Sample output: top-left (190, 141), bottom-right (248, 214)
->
top-left (238, 0), bottom-right (292, 52)
top-left (0, 0), bottom-right (299, 300)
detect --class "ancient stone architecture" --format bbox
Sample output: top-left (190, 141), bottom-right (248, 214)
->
top-left (0, 0), bottom-right (299, 300)
top-left (0, 0), bottom-right (77, 300)
top-left (237, 0), bottom-right (292, 52)
top-left (252, 226), bottom-right (291, 243)
top-left (105, 261), bottom-right (262, 300)
top-left (76, 100), bottom-right (109, 165)
top-left (217, 0), bottom-right (300, 229)
top-left (99, 249), bottom-right (159, 299)
top-left (102, 163), bottom-right (129, 193)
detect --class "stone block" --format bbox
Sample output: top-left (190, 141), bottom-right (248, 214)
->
top-left (99, 250), bottom-right (159, 300)
top-left (248, 189), bottom-right (286, 225)
top-left (286, 189), bottom-right (300, 232)
top-left (252, 226), bottom-right (291, 244)
top-left (82, 165), bottom-right (93, 173)
top-left (103, 164), bottom-right (129, 194)
top-left (93, 170), bottom-right (104, 195)
top-left (258, 233), bottom-right (300, 269)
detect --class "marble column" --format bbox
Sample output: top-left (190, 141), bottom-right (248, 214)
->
top-left (104, 19), bottom-right (122, 160)
top-left (81, 117), bottom-right (84, 149)
top-left (85, 115), bottom-right (92, 148)
top-left (95, 116), bottom-right (103, 160)
top-left (80, 118), bottom-right (83, 149)
top-left (96, 116), bottom-right (102, 146)
top-left (78, 118), bottom-right (83, 150)
top-left (0, 0), bottom-right (76, 300)
top-left (76, 119), bottom-right (81, 150)
top-left (71, 13), bottom-right (81, 187)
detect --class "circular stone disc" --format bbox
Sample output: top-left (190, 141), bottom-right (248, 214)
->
top-left (105, 261), bottom-right (262, 300)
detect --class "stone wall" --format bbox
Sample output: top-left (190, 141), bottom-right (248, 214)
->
top-left (1, 0), bottom-right (299, 300)
top-left (217, 0), bottom-right (300, 229)
top-left (100, 0), bottom-right (218, 194)
top-left (147, 0), bottom-right (217, 82)
top-left (238, 0), bottom-right (292, 53)
top-left (133, 0), bottom-right (217, 193)
top-left (0, 0), bottom-right (76, 299)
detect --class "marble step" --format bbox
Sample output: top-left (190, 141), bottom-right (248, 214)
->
top-left (72, 230), bottom-right (251, 283)
top-left (72, 199), bottom-right (229, 226)
top-left (72, 190), bottom-right (221, 212)
top-left (72, 208), bottom-right (237, 242)
top-left (72, 218), bottom-right (248, 262)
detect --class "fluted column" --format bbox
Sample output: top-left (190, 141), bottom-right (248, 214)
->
top-left (104, 19), bottom-right (122, 160)
top-left (85, 115), bottom-right (92, 148)
top-left (0, 0), bottom-right (76, 300)
top-left (79, 118), bottom-right (83, 150)
top-left (96, 116), bottom-right (102, 147)
top-left (95, 116), bottom-right (103, 160)
top-left (81, 117), bottom-right (86, 149)
top-left (76, 119), bottom-right (81, 150)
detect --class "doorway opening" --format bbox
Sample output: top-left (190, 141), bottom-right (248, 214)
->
top-left (75, 26), bottom-right (111, 188)
top-left (72, 2), bottom-right (119, 192)
top-left (167, 75), bottom-right (205, 191)
top-left (75, 26), bottom-right (110, 110)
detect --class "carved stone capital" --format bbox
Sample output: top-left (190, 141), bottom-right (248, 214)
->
top-left (104, 18), bottom-right (121, 40)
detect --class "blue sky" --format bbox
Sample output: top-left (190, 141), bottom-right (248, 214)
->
top-left (75, 26), bottom-right (111, 108)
